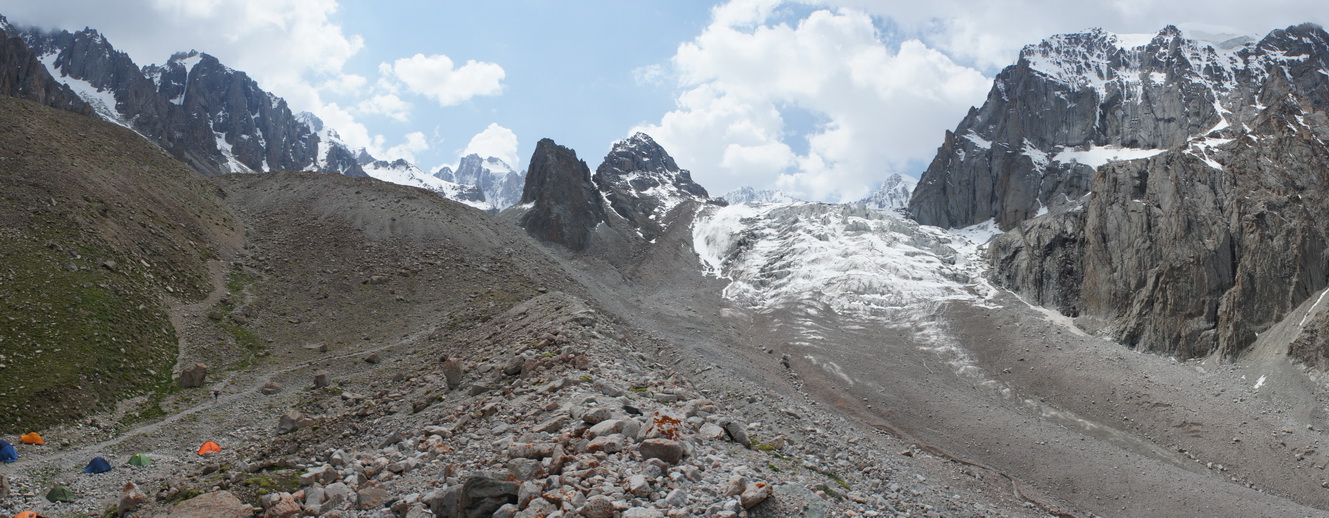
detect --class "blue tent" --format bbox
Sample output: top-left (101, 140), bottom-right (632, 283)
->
top-left (0, 439), bottom-right (15, 462)
top-left (83, 456), bottom-right (112, 474)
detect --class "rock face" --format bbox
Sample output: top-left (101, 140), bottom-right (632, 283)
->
top-left (435, 154), bottom-right (526, 211)
top-left (516, 138), bottom-right (605, 251)
top-left (0, 17), bottom-right (91, 117)
top-left (592, 132), bottom-right (719, 241)
top-left (11, 24), bottom-right (364, 178)
top-left (908, 25), bottom-right (1322, 230)
top-left (986, 24), bottom-right (1329, 359)
top-left (511, 133), bottom-right (720, 255)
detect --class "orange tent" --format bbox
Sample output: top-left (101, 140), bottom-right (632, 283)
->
top-left (20, 432), bottom-right (44, 445)
top-left (197, 441), bottom-right (221, 456)
top-left (15, 512), bottom-right (39, 518)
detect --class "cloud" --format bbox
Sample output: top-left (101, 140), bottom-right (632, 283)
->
top-left (355, 93), bottom-right (412, 122)
top-left (461, 123), bottom-right (520, 168)
top-left (637, 5), bottom-right (990, 202)
top-left (383, 53), bottom-right (505, 106)
top-left (382, 131), bottom-right (429, 163)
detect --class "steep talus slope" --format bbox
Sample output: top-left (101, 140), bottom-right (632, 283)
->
top-left (211, 171), bottom-right (577, 358)
top-left (0, 96), bottom-right (239, 433)
top-left (909, 23), bottom-right (1329, 231)
top-left (988, 25), bottom-right (1329, 359)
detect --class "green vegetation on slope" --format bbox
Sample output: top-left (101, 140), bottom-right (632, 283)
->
top-left (0, 96), bottom-right (238, 433)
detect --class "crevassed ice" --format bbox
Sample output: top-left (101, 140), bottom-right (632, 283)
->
top-left (692, 202), bottom-right (995, 319)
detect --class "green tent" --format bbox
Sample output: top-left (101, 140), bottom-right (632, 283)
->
top-left (128, 453), bottom-right (153, 467)
top-left (45, 484), bottom-right (75, 502)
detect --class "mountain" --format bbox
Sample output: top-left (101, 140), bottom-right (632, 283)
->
top-left (359, 157), bottom-right (488, 209)
top-left (856, 173), bottom-right (917, 213)
top-left (0, 16), bottom-right (93, 117)
top-left (908, 24), bottom-right (1329, 230)
top-left (434, 154), bottom-right (525, 210)
top-left (923, 24), bottom-right (1329, 361)
top-left (721, 186), bottom-right (800, 205)
top-left (16, 23), bottom-right (366, 177)
top-left (507, 133), bottom-right (720, 251)
top-left (592, 132), bottom-right (720, 242)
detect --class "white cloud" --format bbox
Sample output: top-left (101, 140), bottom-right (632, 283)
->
top-left (637, 5), bottom-right (990, 202)
top-left (383, 131), bottom-right (429, 163)
top-left (384, 53), bottom-right (505, 106)
top-left (355, 93), bottom-right (412, 122)
top-left (319, 73), bottom-right (367, 96)
top-left (461, 123), bottom-right (520, 168)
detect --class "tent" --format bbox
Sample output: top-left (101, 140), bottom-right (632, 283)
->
top-left (0, 439), bottom-right (16, 462)
top-left (45, 484), bottom-right (75, 502)
top-left (197, 441), bottom-right (221, 456)
top-left (128, 453), bottom-right (154, 467)
top-left (83, 456), bottom-right (113, 474)
top-left (20, 432), bottom-right (44, 445)
top-left (15, 511), bottom-right (40, 518)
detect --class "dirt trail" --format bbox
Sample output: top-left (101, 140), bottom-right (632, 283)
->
top-left (21, 325), bottom-right (436, 470)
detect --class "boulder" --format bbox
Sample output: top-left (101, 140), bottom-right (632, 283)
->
top-left (313, 370), bottom-right (330, 389)
top-left (461, 475), bottom-right (519, 517)
top-left (579, 495), bottom-right (616, 518)
top-left (261, 492), bottom-right (301, 518)
top-left (178, 363), bottom-right (207, 388)
top-left (160, 490), bottom-right (252, 518)
top-left (118, 481), bottom-right (148, 516)
top-left (639, 438), bottom-right (686, 464)
top-left (277, 409), bottom-right (312, 434)
top-left (442, 359), bottom-right (464, 389)
top-left (357, 485), bottom-right (392, 511)
top-left (259, 381), bottom-right (282, 395)
top-left (722, 420), bottom-right (752, 448)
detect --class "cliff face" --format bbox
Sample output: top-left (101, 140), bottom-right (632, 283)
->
top-left (0, 18), bottom-right (91, 116)
top-left (516, 138), bottom-right (605, 251)
top-left (14, 25), bottom-right (363, 177)
top-left (988, 27), bottom-right (1329, 359)
top-left (909, 24), bottom-right (1329, 231)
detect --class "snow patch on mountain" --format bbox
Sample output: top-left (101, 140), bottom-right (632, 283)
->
top-left (1053, 146), bottom-right (1168, 167)
top-left (37, 52), bottom-right (128, 128)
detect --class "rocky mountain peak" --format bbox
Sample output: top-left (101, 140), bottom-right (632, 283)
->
top-left (516, 138), bottom-right (605, 251)
top-left (593, 132), bottom-right (717, 241)
top-left (856, 174), bottom-right (917, 213)
top-left (977, 22), bottom-right (1329, 362)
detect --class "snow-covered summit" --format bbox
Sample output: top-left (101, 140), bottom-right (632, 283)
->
top-left (856, 174), bottom-right (916, 213)
top-left (722, 187), bottom-right (800, 205)
top-left (362, 159), bottom-right (490, 211)
top-left (435, 154), bottom-right (525, 210)
top-left (593, 132), bottom-right (716, 240)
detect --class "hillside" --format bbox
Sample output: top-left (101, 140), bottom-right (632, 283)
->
top-left (0, 95), bottom-right (240, 433)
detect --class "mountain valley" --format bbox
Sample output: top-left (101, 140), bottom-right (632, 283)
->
top-left (5, 16), bottom-right (1329, 518)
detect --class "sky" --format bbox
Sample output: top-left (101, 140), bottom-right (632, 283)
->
top-left (2, 0), bottom-right (1328, 202)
